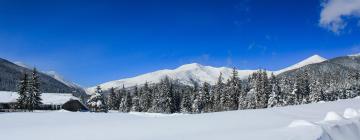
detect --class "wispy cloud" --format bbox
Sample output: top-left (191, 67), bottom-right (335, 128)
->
top-left (319, 0), bottom-right (360, 34)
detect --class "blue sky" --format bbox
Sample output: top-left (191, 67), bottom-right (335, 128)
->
top-left (0, 0), bottom-right (360, 87)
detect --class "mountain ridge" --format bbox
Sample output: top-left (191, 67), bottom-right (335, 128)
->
top-left (86, 54), bottom-right (327, 94)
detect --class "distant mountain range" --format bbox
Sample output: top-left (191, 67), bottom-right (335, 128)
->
top-left (86, 54), bottom-right (327, 94)
top-left (0, 58), bottom-right (86, 97)
top-left (3, 53), bottom-right (358, 96)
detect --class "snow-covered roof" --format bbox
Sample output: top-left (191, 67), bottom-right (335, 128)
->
top-left (0, 91), bottom-right (80, 105)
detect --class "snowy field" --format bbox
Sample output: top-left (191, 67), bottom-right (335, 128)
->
top-left (2, 98), bottom-right (360, 140)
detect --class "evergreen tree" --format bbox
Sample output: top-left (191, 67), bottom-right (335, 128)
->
top-left (27, 68), bottom-right (42, 111)
top-left (150, 77), bottom-right (173, 113)
top-left (245, 89), bottom-right (257, 109)
top-left (293, 71), bottom-right (311, 104)
top-left (192, 90), bottom-right (205, 113)
top-left (16, 73), bottom-right (29, 110)
top-left (119, 90), bottom-right (132, 112)
top-left (131, 96), bottom-right (141, 112)
top-left (87, 86), bottom-right (108, 112)
top-left (213, 73), bottom-right (225, 112)
top-left (202, 82), bottom-right (212, 112)
top-left (267, 73), bottom-right (283, 107)
top-left (250, 70), bottom-right (270, 108)
top-left (107, 87), bottom-right (119, 110)
top-left (223, 68), bottom-right (241, 111)
top-left (310, 80), bottom-right (323, 103)
top-left (139, 82), bottom-right (152, 112)
top-left (180, 89), bottom-right (192, 113)
top-left (131, 86), bottom-right (141, 112)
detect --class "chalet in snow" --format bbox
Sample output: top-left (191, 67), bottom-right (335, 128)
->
top-left (0, 91), bottom-right (88, 112)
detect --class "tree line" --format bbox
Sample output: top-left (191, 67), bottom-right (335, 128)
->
top-left (87, 68), bottom-right (360, 113)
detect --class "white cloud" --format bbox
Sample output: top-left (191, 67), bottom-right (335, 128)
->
top-left (319, 0), bottom-right (360, 34)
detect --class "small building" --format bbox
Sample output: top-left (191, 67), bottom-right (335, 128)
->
top-left (0, 91), bottom-right (88, 112)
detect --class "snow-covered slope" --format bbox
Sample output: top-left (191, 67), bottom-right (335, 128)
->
top-left (87, 63), bottom-right (259, 93)
top-left (13, 61), bottom-right (82, 88)
top-left (274, 54), bottom-right (327, 74)
top-left (87, 55), bottom-right (327, 94)
top-left (44, 71), bottom-right (81, 88)
top-left (348, 53), bottom-right (360, 57)
top-left (13, 61), bottom-right (33, 69)
top-left (2, 98), bottom-right (360, 140)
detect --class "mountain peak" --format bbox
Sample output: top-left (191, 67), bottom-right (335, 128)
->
top-left (177, 63), bottom-right (204, 70)
top-left (275, 54), bottom-right (327, 74)
top-left (305, 55), bottom-right (326, 62)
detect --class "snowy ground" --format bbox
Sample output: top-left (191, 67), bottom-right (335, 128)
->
top-left (2, 98), bottom-right (360, 140)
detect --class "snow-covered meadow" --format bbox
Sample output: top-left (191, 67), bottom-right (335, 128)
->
top-left (2, 98), bottom-right (360, 140)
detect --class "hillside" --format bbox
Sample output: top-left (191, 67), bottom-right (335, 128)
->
top-left (0, 58), bottom-right (86, 97)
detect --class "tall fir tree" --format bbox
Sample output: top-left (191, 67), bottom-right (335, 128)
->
top-left (267, 73), bottom-right (283, 107)
top-left (27, 68), bottom-right (42, 111)
top-left (17, 73), bottom-right (29, 110)
top-left (310, 79), bottom-right (323, 103)
top-left (180, 89), bottom-right (192, 113)
top-left (213, 73), bottom-right (225, 112)
top-left (119, 89), bottom-right (132, 112)
top-left (107, 87), bottom-right (119, 110)
top-left (293, 71), bottom-right (311, 105)
top-left (139, 82), bottom-right (152, 112)
top-left (131, 86), bottom-right (141, 112)
top-left (202, 82), bottom-right (212, 112)
top-left (223, 68), bottom-right (241, 111)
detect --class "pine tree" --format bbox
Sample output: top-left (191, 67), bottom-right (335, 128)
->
top-left (310, 80), bottom-right (323, 103)
top-left (139, 82), bottom-right (152, 112)
top-left (191, 82), bottom-right (211, 113)
top-left (150, 77), bottom-right (173, 113)
top-left (250, 70), bottom-right (270, 108)
top-left (180, 90), bottom-right (192, 113)
top-left (202, 82), bottom-right (212, 113)
top-left (131, 96), bottom-right (141, 112)
top-left (293, 71), bottom-right (311, 105)
top-left (119, 90), bottom-right (132, 112)
top-left (87, 86), bottom-right (108, 112)
top-left (17, 73), bottom-right (29, 110)
top-left (131, 86), bottom-right (141, 112)
top-left (267, 73), bottom-right (283, 107)
top-left (107, 87), bottom-right (119, 110)
top-left (213, 73), bottom-right (225, 112)
top-left (27, 68), bottom-right (42, 111)
top-left (223, 68), bottom-right (241, 111)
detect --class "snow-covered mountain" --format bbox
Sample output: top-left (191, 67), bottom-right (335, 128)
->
top-left (13, 61), bottom-right (82, 88)
top-left (0, 58), bottom-right (86, 96)
top-left (13, 61), bottom-right (33, 69)
top-left (86, 63), bottom-right (258, 93)
top-left (44, 71), bottom-right (81, 88)
top-left (87, 55), bottom-right (327, 94)
top-left (274, 54), bottom-right (327, 74)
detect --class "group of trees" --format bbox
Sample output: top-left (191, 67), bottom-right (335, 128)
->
top-left (16, 68), bottom-right (42, 111)
top-left (87, 67), bottom-right (360, 114)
